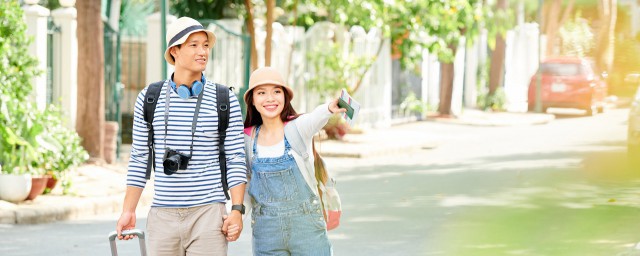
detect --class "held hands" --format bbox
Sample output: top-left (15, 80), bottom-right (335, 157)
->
top-left (328, 98), bottom-right (348, 114)
top-left (222, 211), bottom-right (243, 242)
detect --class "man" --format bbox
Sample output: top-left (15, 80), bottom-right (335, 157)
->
top-left (116, 17), bottom-right (247, 255)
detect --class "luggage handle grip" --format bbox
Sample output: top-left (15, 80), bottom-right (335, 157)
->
top-left (108, 229), bottom-right (145, 241)
top-left (108, 229), bottom-right (146, 256)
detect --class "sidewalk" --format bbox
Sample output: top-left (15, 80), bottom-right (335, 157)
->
top-left (0, 109), bottom-right (555, 224)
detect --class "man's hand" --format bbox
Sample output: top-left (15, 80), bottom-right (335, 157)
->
top-left (221, 211), bottom-right (243, 242)
top-left (116, 211), bottom-right (137, 240)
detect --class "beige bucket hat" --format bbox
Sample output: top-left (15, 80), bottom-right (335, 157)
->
top-left (164, 17), bottom-right (216, 66)
top-left (244, 67), bottom-right (294, 104)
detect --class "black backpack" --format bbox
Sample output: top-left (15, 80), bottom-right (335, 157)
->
top-left (142, 81), bottom-right (232, 199)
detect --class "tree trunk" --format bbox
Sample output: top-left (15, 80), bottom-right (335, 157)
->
top-left (595, 0), bottom-right (617, 72)
top-left (244, 0), bottom-right (258, 71)
top-left (265, 0), bottom-right (275, 66)
top-left (438, 45), bottom-right (457, 117)
top-left (488, 0), bottom-right (508, 96)
top-left (542, 0), bottom-right (575, 56)
top-left (76, 0), bottom-right (105, 160)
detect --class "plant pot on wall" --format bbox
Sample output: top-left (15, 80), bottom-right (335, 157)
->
top-left (0, 174), bottom-right (32, 202)
top-left (26, 176), bottom-right (49, 200)
top-left (103, 121), bottom-right (119, 164)
top-left (45, 173), bottom-right (58, 192)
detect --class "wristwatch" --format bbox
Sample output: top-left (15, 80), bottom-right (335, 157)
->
top-left (231, 204), bottom-right (245, 215)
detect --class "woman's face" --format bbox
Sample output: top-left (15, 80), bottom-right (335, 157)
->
top-left (252, 84), bottom-right (285, 121)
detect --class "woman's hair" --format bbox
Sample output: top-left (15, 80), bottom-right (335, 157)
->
top-left (312, 140), bottom-right (329, 185)
top-left (244, 86), bottom-right (298, 127)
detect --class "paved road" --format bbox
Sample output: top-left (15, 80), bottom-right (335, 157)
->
top-left (1, 108), bottom-right (637, 256)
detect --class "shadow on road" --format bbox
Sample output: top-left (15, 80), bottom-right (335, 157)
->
top-left (332, 146), bottom-right (640, 256)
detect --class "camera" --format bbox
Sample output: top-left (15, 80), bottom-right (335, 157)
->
top-left (162, 148), bottom-right (191, 175)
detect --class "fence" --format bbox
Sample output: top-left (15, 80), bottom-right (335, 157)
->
top-left (120, 36), bottom-right (148, 144)
top-left (46, 16), bottom-right (61, 105)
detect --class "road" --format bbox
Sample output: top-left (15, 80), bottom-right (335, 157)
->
top-left (1, 108), bottom-right (638, 256)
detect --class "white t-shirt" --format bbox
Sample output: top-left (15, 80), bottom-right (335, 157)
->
top-left (256, 139), bottom-right (285, 158)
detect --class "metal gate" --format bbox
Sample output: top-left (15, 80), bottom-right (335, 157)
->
top-left (199, 19), bottom-right (251, 114)
top-left (104, 21), bottom-right (123, 157)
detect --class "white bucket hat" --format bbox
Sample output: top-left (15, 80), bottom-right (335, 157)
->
top-left (164, 17), bottom-right (216, 66)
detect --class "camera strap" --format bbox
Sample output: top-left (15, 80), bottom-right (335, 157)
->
top-left (163, 83), bottom-right (204, 157)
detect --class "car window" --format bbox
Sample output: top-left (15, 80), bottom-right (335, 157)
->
top-left (540, 63), bottom-right (582, 76)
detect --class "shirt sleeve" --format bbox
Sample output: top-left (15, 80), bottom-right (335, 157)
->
top-left (224, 92), bottom-right (248, 189)
top-left (294, 103), bottom-right (333, 140)
top-left (126, 88), bottom-right (150, 189)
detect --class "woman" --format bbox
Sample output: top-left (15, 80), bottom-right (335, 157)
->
top-left (243, 67), bottom-right (345, 255)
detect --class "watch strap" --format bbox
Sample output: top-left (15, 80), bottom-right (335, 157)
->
top-left (231, 204), bottom-right (245, 214)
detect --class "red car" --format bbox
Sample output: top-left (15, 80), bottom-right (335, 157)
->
top-left (528, 57), bottom-right (608, 115)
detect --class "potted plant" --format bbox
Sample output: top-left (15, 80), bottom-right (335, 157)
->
top-left (0, 97), bottom-right (48, 201)
top-left (34, 105), bottom-right (89, 195)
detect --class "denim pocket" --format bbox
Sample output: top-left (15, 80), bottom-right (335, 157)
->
top-left (308, 213), bottom-right (327, 230)
top-left (257, 167), bottom-right (298, 202)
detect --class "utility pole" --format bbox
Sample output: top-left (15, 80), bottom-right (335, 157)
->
top-left (161, 0), bottom-right (167, 80)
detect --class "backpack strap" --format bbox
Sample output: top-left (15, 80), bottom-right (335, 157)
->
top-left (243, 126), bottom-right (256, 182)
top-left (216, 83), bottom-right (231, 200)
top-left (143, 81), bottom-right (164, 180)
top-left (284, 121), bottom-right (309, 160)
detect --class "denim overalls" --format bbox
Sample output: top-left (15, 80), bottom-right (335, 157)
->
top-left (249, 126), bottom-right (332, 256)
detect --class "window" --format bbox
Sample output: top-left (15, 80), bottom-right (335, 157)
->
top-left (540, 63), bottom-right (582, 76)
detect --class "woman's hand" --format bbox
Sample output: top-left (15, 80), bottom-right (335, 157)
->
top-left (328, 98), bottom-right (348, 114)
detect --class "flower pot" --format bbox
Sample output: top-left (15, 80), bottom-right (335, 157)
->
top-left (0, 174), bottom-right (32, 202)
top-left (104, 121), bottom-right (119, 164)
top-left (45, 174), bottom-right (58, 191)
top-left (26, 176), bottom-right (49, 200)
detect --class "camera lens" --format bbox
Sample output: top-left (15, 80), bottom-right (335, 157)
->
top-left (163, 154), bottom-right (182, 175)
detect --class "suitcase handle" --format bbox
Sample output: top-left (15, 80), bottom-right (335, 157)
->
top-left (108, 229), bottom-right (145, 241)
top-left (108, 229), bottom-right (146, 256)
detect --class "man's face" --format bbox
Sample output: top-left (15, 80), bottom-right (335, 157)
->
top-left (170, 31), bottom-right (209, 72)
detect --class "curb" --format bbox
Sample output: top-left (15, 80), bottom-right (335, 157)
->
top-left (318, 141), bottom-right (437, 158)
top-left (429, 113), bottom-right (556, 126)
top-left (0, 189), bottom-right (153, 225)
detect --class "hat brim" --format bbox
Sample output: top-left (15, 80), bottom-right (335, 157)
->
top-left (243, 81), bottom-right (295, 105)
top-left (164, 29), bottom-right (216, 66)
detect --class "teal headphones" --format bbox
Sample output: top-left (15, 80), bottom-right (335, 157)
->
top-left (170, 75), bottom-right (204, 99)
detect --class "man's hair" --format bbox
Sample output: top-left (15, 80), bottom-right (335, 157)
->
top-left (169, 44), bottom-right (181, 63)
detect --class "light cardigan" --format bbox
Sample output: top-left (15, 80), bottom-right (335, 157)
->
top-left (243, 103), bottom-right (332, 201)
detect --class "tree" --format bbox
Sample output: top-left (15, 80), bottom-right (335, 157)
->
top-left (265, 0), bottom-right (275, 66)
top-left (170, 0), bottom-right (243, 20)
top-left (487, 0), bottom-right (514, 105)
top-left (418, 0), bottom-right (484, 116)
top-left (243, 0), bottom-right (258, 71)
top-left (488, 0), bottom-right (508, 98)
top-left (76, 0), bottom-right (105, 160)
top-left (541, 0), bottom-right (575, 56)
top-left (594, 0), bottom-right (617, 72)
top-left (245, 1), bottom-right (487, 115)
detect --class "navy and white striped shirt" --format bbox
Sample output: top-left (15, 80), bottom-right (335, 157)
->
top-left (127, 79), bottom-right (247, 208)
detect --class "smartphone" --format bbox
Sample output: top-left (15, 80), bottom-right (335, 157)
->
top-left (338, 98), bottom-right (355, 119)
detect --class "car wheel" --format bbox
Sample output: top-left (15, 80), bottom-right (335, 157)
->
top-left (597, 104), bottom-right (605, 113)
top-left (585, 106), bottom-right (596, 116)
top-left (528, 104), bottom-right (545, 113)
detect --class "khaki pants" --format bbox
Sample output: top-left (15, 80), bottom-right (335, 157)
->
top-left (147, 203), bottom-right (228, 256)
